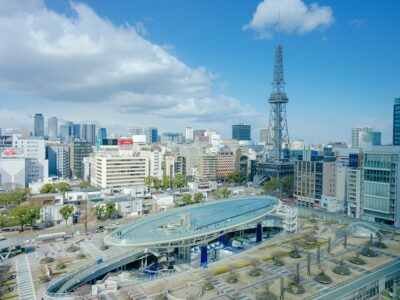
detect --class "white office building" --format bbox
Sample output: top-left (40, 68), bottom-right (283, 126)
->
top-left (93, 149), bottom-right (149, 189)
top-left (185, 127), bottom-right (194, 141)
top-left (0, 148), bottom-right (28, 187)
top-left (13, 137), bottom-right (49, 181)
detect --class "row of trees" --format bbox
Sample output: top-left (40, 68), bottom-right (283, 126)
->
top-left (212, 187), bottom-right (232, 199)
top-left (224, 170), bottom-right (246, 184)
top-left (93, 203), bottom-right (116, 221)
top-left (0, 205), bottom-right (41, 231)
top-left (181, 192), bottom-right (204, 205)
top-left (0, 188), bottom-right (29, 208)
top-left (145, 174), bottom-right (186, 191)
top-left (263, 176), bottom-right (293, 196)
top-left (40, 182), bottom-right (71, 194)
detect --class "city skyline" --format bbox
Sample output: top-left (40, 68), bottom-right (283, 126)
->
top-left (0, 0), bottom-right (398, 143)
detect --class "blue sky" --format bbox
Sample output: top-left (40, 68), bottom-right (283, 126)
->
top-left (0, 0), bottom-right (399, 143)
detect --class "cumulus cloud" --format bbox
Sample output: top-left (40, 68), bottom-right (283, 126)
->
top-left (0, 0), bottom-right (260, 126)
top-left (244, 0), bottom-right (334, 39)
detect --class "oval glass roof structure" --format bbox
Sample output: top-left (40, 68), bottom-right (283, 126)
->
top-left (105, 197), bottom-right (278, 248)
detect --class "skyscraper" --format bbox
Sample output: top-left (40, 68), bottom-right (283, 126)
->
top-left (145, 127), bottom-right (158, 143)
top-left (351, 127), bottom-right (372, 147)
top-left (98, 128), bottom-right (107, 140)
top-left (70, 140), bottom-right (92, 179)
top-left (34, 113), bottom-right (44, 137)
top-left (72, 124), bottom-right (81, 139)
top-left (130, 127), bottom-right (144, 135)
top-left (393, 98), bottom-right (400, 145)
top-left (185, 127), bottom-right (194, 141)
top-left (48, 117), bottom-right (58, 139)
top-left (352, 127), bottom-right (381, 147)
top-left (80, 123), bottom-right (96, 146)
top-left (232, 124), bottom-right (251, 141)
top-left (60, 121), bottom-right (74, 143)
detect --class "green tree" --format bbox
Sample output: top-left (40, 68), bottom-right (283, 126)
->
top-left (194, 192), bottom-right (204, 203)
top-left (225, 170), bottom-right (245, 184)
top-left (173, 174), bottom-right (186, 191)
top-left (57, 182), bottom-right (71, 193)
top-left (0, 188), bottom-right (30, 207)
top-left (93, 206), bottom-right (105, 221)
top-left (182, 194), bottom-right (192, 205)
top-left (59, 205), bottom-right (74, 228)
top-left (79, 181), bottom-right (91, 189)
top-left (11, 205), bottom-right (40, 231)
top-left (221, 188), bottom-right (231, 198)
top-left (105, 203), bottom-right (116, 220)
top-left (144, 176), bottom-right (154, 186)
top-left (281, 176), bottom-right (294, 196)
top-left (26, 207), bottom-right (40, 229)
top-left (263, 178), bottom-right (280, 195)
top-left (40, 183), bottom-right (57, 194)
top-left (161, 176), bottom-right (171, 190)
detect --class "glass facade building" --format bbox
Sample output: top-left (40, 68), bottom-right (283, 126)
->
top-left (98, 128), bottom-right (107, 140)
top-left (34, 113), bottom-right (44, 137)
top-left (394, 98), bottom-right (400, 145)
top-left (232, 124), bottom-right (251, 141)
top-left (361, 147), bottom-right (400, 227)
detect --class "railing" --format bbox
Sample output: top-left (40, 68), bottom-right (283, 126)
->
top-left (306, 258), bottom-right (400, 300)
top-left (46, 250), bottom-right (147, 297)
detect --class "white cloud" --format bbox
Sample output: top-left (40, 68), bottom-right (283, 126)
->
top-left (350, 19), bottom-right (365, 29)
top-left (0, 0), bottom-right (260, 129)
top-left (244, 0), bottom-right (334, 39)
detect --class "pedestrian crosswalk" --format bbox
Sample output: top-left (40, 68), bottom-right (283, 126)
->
top-left (16, 254), bottom-right (37, 300)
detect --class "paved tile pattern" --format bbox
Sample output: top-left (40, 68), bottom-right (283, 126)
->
top-left (16, 254), bottom-right (37, 300)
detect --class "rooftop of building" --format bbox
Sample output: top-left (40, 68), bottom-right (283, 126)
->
top-left (105, 197), bottom-right (277, 247)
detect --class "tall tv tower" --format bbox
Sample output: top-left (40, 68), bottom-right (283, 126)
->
top-left (265, 44), bottom-right (290, 161)
top-left (255, 44), bottom-right (293, 186)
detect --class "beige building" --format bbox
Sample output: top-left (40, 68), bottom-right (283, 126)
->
top-left (93, 149), bottom-right (148, 189)
top-left (199, 154), bottom-right (217, 181)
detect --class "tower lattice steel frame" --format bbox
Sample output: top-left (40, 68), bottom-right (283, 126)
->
top-left (264, 44), bottom-right (291, 162)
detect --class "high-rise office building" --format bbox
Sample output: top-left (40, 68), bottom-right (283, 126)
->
top-left (60, 121), bottom-right (74, 143)
top-left (352, 127), bottom-right (381, 147)
top-left (13, 136), bottom-right (49, 181)
top-left (232, 124), bottom-right (251, 141)
top-left (145, 127), bottom-right (158, 143)
top-left (72, 124), bottom-right (81, 139)
top-left (98, 128), bottom-right (107, 140)
top-left (259, 126), bottom-right (268, 144)
top-left (199, 154), bottom-right (217, 181)
top-left (393, 98), bottom-right (400, 145)
top-left (130, 127), bottom-right (144, 135)
top-left (80, 123), bottom-right (96, 146)
top-left (70, 140), bottom-right (92, 179)
top-left (352, 127), bottom-right (372, 148)
top-left (47, 144), bottom-right (70, 178)
top-left (34, 113), bottom-right (44, 137)
top-left (372, 131), bottom-right (382, 146)
top-left (161, 132), bottom-right (183, 143)
top-left (294, 149), bottom-right (336, 209)
top-left (48, 117), bottom-right (58, 139)
top-left (361, 146), bottom-right (400, 227)
top-left (185, 127), bottom-right (194, 141)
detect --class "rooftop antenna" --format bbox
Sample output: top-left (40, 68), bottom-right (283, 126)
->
top-left (277, 1), bottom-right (281, 45)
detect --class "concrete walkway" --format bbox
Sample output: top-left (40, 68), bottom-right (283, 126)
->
top-left (16, 254), bottom-right (37, 300)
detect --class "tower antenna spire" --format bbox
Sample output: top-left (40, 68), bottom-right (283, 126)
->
top-left (277, 2), bottom-right (281, 44)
